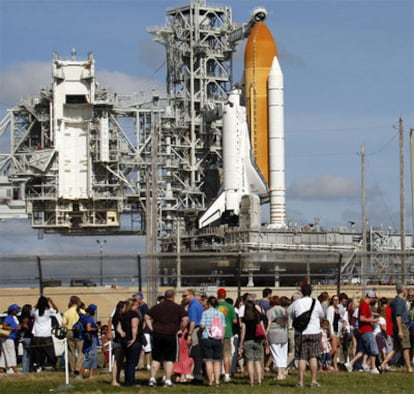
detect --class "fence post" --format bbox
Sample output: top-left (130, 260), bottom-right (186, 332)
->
top-left (237, 253), bottom-right (242, 297)
top-left (137, 254), bottom-right (142, 291)
top-left (64, 337), bottom-right (69, 384)
top-left (37, 256), bottom-right (43, 296)
top-left (336, 253), bottom-right (343, 295)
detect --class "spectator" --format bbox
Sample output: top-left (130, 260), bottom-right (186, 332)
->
top-left (266, 295), bottom-right (289, 380)
top-left (373, 305), bottom-right (387, 362)
top-left (216, 288), bottom-right (238, 382)
top-left (108, 300), bottom-right (126, 386)
top-left (174, 326), bottom-right (194, 382)
top-left (319, 319), bottom-right (334, 371)
top-left (344, 298), bottom-right (368, 373)
top-left (326, 295), bottom-right (340, 371)
top-left (379, 297), bottom-right (394, 357)
top-left (256, 288), bottom-right (273, 319)
top-left (18, 304), bottom-right (33, 373)
top-left (117, 299), bottom-right (143, 386)
top-left (133, 292), bottom-right (152, 371)
top-left (200, 296), bottom-right (226, 387)
top-left (145, 289), bottom-right (188, 387)
top-left (347, 295), bottom-right (361, 359)
top-left (183, 288), bottom-right (204, 385)
top-left (77, 304), bottom-right (100, 380)
top-left (31, 296), bottom-right (61, 372)
top-left (356, 290), bottom-right (380, 374)
top-left (100, 325), bottom-right (110, 369)
top-left (318, 291), bottom-right (330, 318)
top-left (62, 295), bottom-right (84, 375)
top-left (380, 284), bottom-right (413, 373)
top-left (239, 298), bottom-right (266, 386)
top-left (289, 284), bottom-right (325, 388)
top-left (338, 293), bottom-right (351, 364)
top-left (0, 304), bottom-right (21, 374)
top-left (232, 296), bottom-right (244, 374)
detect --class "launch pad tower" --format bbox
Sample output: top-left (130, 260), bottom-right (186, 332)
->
top-left (147, 0), bottom-right (251, 239)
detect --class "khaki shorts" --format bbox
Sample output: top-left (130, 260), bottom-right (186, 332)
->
top-left (393, 323), bottom-right (411, 352)
top-left (222, 337), bottom-right (232, 358)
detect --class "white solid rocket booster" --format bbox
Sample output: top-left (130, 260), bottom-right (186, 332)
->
top-left (268, 56), bottom-right (286, 228)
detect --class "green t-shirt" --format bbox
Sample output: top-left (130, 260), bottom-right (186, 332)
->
top-left (217, 301), bottom-right (238, 338)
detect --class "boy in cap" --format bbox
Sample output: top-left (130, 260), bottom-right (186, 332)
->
top-left (77, 304), bottom-right (100, 380)
top-left (0, 304), bottom-right (21, 374)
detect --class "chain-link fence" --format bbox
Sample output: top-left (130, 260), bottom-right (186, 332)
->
top-left (1, 250), bottom-right (413, 296)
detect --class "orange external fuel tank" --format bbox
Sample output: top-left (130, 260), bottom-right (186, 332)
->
top-left (244, 21), bottom-right (278, 184)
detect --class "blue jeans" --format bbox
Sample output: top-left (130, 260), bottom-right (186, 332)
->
top-left (22, 337), bottom-right (32, 373)
top-left (123, 341), bottom-right (141, 386)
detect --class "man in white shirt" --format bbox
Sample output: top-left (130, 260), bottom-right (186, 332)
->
top-left (289, 284), bottom-right (325, 388)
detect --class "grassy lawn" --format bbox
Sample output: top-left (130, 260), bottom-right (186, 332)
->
top-left (1, 368), bottom-right (413, 394)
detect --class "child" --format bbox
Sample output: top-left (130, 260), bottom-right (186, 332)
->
top-left (319, 319), bottom-right (334, 371)
top-left (100, 325), bottom-right (110, 369)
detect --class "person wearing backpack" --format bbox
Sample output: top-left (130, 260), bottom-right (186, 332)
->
top-left (76, 304), bottom-right (100, 380)
top-left (289, 284), bottom-right (324, 388)
top-left (200, 296), bottom-right (226, 387)
top-left (62, 296), bottom-right (85, 376)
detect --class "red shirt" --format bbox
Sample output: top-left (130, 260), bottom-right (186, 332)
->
top-left (384, 305), bottom-right (393, 336)
top-left (358, 300), bottom-right (373, 334)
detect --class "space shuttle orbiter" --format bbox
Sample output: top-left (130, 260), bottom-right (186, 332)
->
top-left (199, 13), bottom-right (286, 229)
top-left (198, 88), bottom-right (268, 228)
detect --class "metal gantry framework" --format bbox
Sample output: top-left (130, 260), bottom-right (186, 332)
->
top-left (148, 0), bottom-right (238, 237)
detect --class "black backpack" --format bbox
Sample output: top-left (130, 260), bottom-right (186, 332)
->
top-left (292, 298), bottom-right (316, 332)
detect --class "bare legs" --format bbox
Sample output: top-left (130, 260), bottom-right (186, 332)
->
top-left (246, 360), bottom-right (262, 386)
top-left (205, 360), bottom-right (221, 386)
top-left (298, 358), bottom-right (318, 385)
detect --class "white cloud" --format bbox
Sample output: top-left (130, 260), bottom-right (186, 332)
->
top-left (0, 62), bottom-right (51, 106)
top-left (288, 175), bottom-right (360, 200)
top-left (0, 61), bottom-right (165, 111)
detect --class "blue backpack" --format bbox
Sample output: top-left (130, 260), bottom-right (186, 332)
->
top-left (72, 314), bottom-right (85, 339)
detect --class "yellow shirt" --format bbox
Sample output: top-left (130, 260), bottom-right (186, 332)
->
top-left (62, 305), bottom-right (84, 329)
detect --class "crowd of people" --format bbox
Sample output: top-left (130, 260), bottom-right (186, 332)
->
top-left (0, 284), bottom-right (413, 388)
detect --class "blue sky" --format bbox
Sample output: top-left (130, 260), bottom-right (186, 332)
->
top-left (0, 0), bottom-right (413, 255)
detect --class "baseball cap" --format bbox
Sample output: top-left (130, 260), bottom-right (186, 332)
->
top-left (8, 304), bottom-right (20, 312)
top-left (217, 288), bottom-right (226, 297)
top-left (87, 303), bottom-right (97, 312)
top-left (366, 290), bottom-right (377, 299)
top-left (131, 291), bottom-right (144, 299)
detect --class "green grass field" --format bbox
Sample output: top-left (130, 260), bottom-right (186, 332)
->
top-left (1, 368), bottom-right (413, 394)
